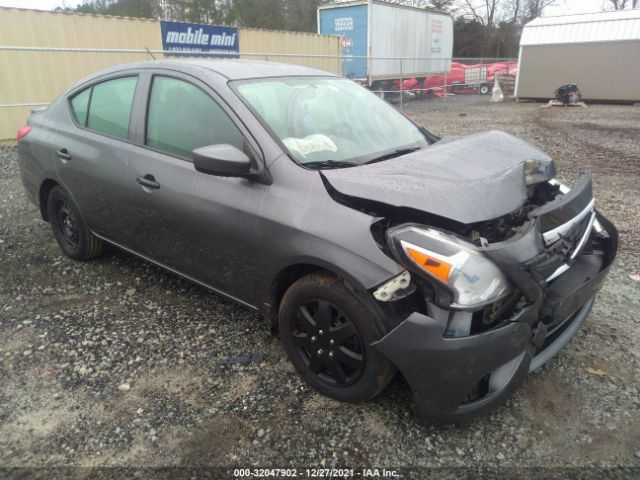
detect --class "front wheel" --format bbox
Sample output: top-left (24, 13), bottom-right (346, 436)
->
top-left (479, 83), bottom-right (490, 95)
top-left (278, 273), bottom-right (395, 403)
top-left (47, 185), bottom-right (102, 261)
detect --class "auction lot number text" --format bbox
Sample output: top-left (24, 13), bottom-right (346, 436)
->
top-left (233, 468), bottom-right (399, 478)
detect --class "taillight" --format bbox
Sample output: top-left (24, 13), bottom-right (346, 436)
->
top-left (17, 125), bottom-right (32, 141)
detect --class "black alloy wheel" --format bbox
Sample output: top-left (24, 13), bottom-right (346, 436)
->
top-left (293, 299), bottom-right (365, 386)
top-left (278, 273), bottom-right (395, 403)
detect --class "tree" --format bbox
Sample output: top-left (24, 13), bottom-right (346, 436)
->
top-left (64, 0), bottom-right (563, 56)
top-left (320, 0), bottom-right (456, 11)
top-left (608, 0), bottom-right (639, 9)
top-left (453, 17), bottom-right (485, 55)
top-left (502, 0), bottom-right (557, 24)
top-left (457, 0), bottom-right (504, 27)
top-left (72, 0), bottom-right (162, 19)
top-left (523, 0), bottom-right (558, 20)
top-left (70, 0), bottom-right (322, 32)
top-left (283, 0), bottom-right (323, 33)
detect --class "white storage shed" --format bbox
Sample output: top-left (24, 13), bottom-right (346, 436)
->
top-left (515, 10), bottom-right (640, 102)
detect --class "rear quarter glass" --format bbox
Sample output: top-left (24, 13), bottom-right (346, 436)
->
top-left (70, 87), bottom-right (91, 125)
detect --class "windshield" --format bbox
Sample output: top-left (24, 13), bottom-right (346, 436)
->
top-left (234, 77), bottom-right (428, 168)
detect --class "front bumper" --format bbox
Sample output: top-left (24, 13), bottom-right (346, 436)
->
top-left (372, 212), bottom-right (618, 423)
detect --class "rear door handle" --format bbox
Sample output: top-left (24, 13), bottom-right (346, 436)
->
top-left (136, 174), bottom-right (160, 190)
top-left (55, 148), bottom-right (72, 161)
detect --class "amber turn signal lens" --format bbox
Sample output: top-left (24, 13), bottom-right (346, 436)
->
top-left (405, 247), bottom-right (452, 283)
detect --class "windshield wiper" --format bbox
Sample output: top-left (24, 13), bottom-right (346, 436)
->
top-left (420, 126), bottom-right (441, 144)
top-left (302, 160), bottom-right (359, 170)
top-left (362, 147), bottom-right (422, 165)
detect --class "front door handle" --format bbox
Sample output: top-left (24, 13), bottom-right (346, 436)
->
top-left (136, 174), bottom-right (160, 190)
top-left (55, 148), bottom-right (72, 161)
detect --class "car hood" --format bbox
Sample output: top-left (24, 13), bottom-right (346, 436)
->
top-left (322, 130), bottom-right (554, 224)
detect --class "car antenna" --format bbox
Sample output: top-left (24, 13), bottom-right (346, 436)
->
top-left (145, 46), bottom-right (157, 60)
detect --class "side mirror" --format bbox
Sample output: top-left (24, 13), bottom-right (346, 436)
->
top-left (193, 144), bottom-right (251, 177)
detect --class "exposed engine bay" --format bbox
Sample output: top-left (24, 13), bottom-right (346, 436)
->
top-left (468, 181), bottom-right (562, 244)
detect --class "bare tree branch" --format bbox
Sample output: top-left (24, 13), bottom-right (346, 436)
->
top-left (608, 0), bottom-right (639, 9)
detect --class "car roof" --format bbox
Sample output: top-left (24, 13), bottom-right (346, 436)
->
top-left (88, 59), bottom-right (338, 81)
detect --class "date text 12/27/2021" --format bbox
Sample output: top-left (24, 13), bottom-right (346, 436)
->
top-left (232, 468), bottom-right (400, 478)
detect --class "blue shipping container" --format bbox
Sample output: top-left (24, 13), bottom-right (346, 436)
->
top-left (318, 5), bottom-right (367, 79)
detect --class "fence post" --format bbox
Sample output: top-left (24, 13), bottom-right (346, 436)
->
top-left (478, 58), bottom-right (483, 102)
top-left (400, 57), bottom-right (404, 112)
top-left (443, 68), bottom-right (447, 103)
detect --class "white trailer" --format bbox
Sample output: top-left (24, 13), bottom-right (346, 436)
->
top-left (318, 0), bottom-right (453, 84)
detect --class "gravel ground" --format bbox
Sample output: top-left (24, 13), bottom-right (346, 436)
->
top-left (1, 100), bottom-right (639, 479)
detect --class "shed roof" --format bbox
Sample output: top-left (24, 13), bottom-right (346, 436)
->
top-left (520, 9), bottom-right (640, 46)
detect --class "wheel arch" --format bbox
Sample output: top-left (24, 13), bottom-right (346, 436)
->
top-left (39, 178), bottom-right (59, 221)
top-left (261, 260), bottom-right (367, 331)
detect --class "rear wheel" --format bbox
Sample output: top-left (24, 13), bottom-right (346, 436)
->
top-left (278, 273), bottom-right (394, 402)
top-left (47, 186), bottom-right (102, 260)
top-left (479, 83), bottom-right (490, 95)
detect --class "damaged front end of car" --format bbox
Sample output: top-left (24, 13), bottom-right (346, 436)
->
top-left (333, 165), bottom-right (618, 422)
top-left (367, 171), bottom-right (617, 422)
top-left (318, 129), bottom-right (618, 421)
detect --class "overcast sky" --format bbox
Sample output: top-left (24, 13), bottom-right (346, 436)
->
top-left (0, 0), bottom-right (617, 16)
top-left (545, 0), bottom-right (612, 15)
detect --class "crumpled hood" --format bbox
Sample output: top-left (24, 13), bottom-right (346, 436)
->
top-left (322, 130), bottom-right (554, 224)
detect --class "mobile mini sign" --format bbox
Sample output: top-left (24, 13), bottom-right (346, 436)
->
top-left (160, 21), bottom-right (239, 56)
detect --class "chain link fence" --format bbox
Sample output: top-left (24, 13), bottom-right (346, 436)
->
top-left (0, 46), bottom-right (517, 142)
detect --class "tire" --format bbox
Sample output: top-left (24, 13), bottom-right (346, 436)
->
top-left (479, 83), bottom-right (490, 95)
top-left (47, 185), bottom-right (102, 261)
top-left (278, 273), bottom-right (395, 403)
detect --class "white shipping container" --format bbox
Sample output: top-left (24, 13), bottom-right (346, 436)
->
top-left (318, 0), bottom-right (453, 83)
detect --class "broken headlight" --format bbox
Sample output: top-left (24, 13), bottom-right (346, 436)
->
top-left (387, 225), bottom-right (510, 309)
top-left (524, 158), bottom-right (556, 186)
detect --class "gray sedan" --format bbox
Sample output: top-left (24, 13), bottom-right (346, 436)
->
top-left (16, 60), bottom-right (617, 422)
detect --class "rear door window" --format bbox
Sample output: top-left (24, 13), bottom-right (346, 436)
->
top-left (83, 76), bottom-right (138, 140)
top-left (145, 76), bottom-right (244, 158)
